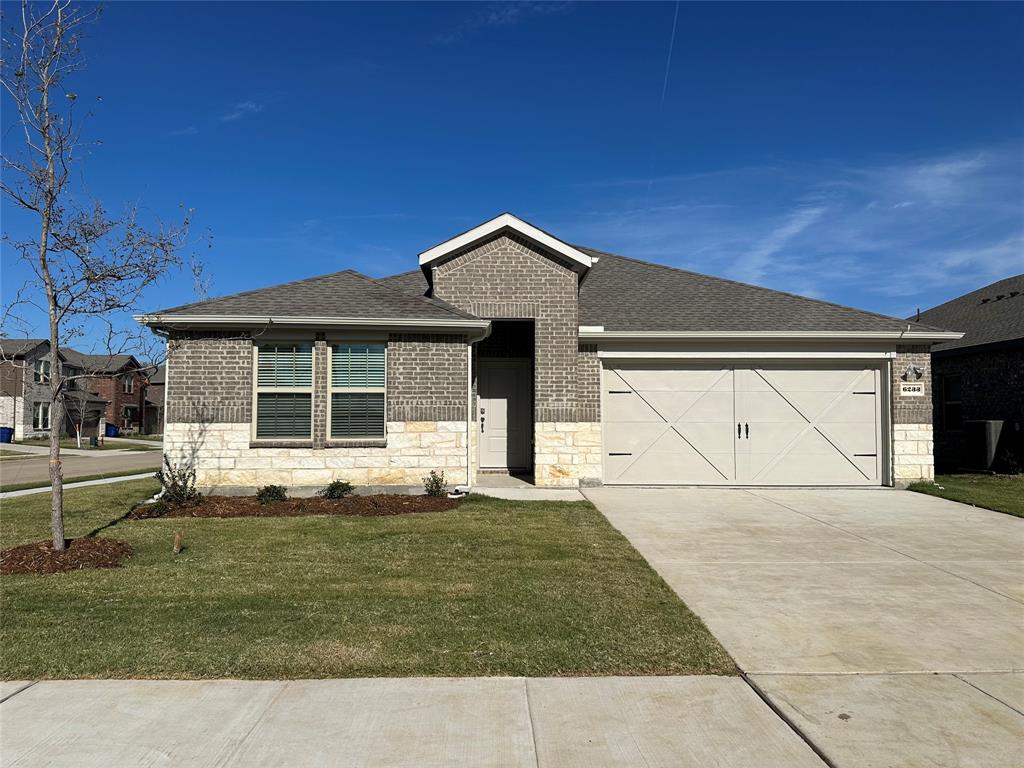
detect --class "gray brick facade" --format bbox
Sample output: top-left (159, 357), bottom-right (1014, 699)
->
top-left (892, 345), bottom-right (933, 424)
top-left (578, 343), bottom-right (600, 422)
top-left (387, 333), bottom-right (468, 422)
top-left (166, 332), bottom-right (253, 424)
top-left (166, 330), bottom-right (469, 431)
top-left (431, 235), bottom-right (579, 422)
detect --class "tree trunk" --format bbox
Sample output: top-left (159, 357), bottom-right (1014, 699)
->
top-left (48, 338), bottom-right (65, 551)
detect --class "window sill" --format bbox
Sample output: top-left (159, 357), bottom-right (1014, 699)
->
top-left (326, 439), bottom-right (387, 449)
top-left (250, 440), bottom-right (314, 449)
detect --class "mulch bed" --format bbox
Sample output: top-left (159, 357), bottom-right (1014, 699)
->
top-left (128, 494), bottom-right (460, 520)
top-left (0, 537), bottom-right (133, 576)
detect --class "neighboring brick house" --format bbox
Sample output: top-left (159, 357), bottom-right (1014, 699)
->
top-left (0, 339), bottom-right (107, 440)
top-left (143, 365), bottom-right (166, 435)
top-left (139, 213), bottom-right (961, 492)
top-left (915, 275), bottom-right (1023, 472)
top-left (62, 351), bottom-right (150, 434)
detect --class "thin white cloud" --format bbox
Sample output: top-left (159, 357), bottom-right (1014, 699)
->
top-left (732, 205), bottom-right (826, 283)
top-left (221, 100), bottom-right (264, 123)
top-left (434, 1), bottom-right (572, 44)
top-left (554, 143), bottom-right (1024, 316)
top-left (169, 126), bottom-right (199, 136)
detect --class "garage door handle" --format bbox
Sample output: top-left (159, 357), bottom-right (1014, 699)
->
top-left (737, 423), bottom-right (742, 438)
top-left (745, 423), bottom-right (749, 439)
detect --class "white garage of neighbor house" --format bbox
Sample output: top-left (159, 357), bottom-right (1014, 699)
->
top-left (139, 213), bottom-right (961, 491)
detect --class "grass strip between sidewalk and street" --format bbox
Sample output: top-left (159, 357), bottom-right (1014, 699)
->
top-left (1, 469), bottom-right (158, 494)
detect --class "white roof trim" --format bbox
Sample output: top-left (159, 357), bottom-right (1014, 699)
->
top-left (418, 213), bottom-right (593, 269)
top-left (135, 314), bottom-right (491, 331)
top-left (579, 329), bottom-right (964, 342)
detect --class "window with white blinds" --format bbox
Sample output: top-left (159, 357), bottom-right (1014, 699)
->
top-left (330, 343), bottom-right (385, 439)
top-left (254, 344), bottom-right (313, 439)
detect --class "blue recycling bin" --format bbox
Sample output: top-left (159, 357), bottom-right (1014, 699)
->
top-left (105, 423), bottom-right (121, 438)
top-left (0, 427), bottom-right (13, 443)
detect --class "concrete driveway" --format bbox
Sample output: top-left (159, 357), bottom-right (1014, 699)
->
top-left (585, 487), bottom-right (1024, 768)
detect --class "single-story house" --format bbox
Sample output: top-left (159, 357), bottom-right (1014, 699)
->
top-left (138, 213), bottom-right (961, 491)
top-left (914, 274), bottom-right (1023, 473)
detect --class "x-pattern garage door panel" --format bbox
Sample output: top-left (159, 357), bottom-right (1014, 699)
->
top-left (604, 367), bottom-right (738, 485)
top-left (603, 364), bottom-right (882, 486)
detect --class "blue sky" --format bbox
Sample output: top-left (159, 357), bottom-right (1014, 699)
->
top-left (2, 1), bottom-right (1023, 346)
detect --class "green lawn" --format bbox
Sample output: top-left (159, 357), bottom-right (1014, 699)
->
top-left (908, 474), bottom-right (1024, 518)
top-left (0, 480), bottom-right (734, 680)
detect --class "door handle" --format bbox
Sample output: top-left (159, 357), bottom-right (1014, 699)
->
top-left (745, 423), bottom-right (749, 439)
top-left (737, 423), bottom-right (741, 438)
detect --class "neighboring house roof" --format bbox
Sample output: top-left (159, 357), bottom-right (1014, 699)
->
top-left (148, 365), bottom-right (166, 385)
top-left (914, 274), bottom-right (1024, 354)
top-left (380, 249), bottom-right (953, 337)
top-left (140, 269), bottom-right (485, 329)
top-left (61, 349), bottom-right (139, 374)
top-left (0, 338), bottom-right (51, 358)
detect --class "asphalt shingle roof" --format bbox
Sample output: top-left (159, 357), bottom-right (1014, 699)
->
top-left (379, 249), bottom-right (949, 335)
top-left (575, 248), bottom-right (948, 333)
top-left (0, 338), bottom-right (48, 358)
top-left (151, 269), bottom-right (478, 322)
top-left (914, 274), bottom-right (1024, 353)
top-left (61, 350), bottom-right (137, 373)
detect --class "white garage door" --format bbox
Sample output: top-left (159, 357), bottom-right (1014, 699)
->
top-left (603, 363), bottom-right (883, 486)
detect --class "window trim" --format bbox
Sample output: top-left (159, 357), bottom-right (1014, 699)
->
top-left (33, 401), bottom-right (50, 430)
top-left (34, 358), bottom-right (51, 384)
top-left (251, 342), bottom-right (316, 443)
top-left (327, 342), bottom-right (387, 442)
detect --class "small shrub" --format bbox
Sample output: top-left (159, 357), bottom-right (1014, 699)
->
top-left (154, 456), bottom-right (200, 505)
top-left (319, 480), bottom-right (355, 499)
top-left (423, 470), bottom-right (448, 497)
top-left (256, 484), bottom-right (288, 505)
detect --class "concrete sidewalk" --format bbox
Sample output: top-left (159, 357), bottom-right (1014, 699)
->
top-left (0, 677), bottom-right (824, 767)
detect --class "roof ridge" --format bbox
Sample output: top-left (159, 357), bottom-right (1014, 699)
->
top-left (575, 245), bottom-right (950, 334)
top-left (150, 268), bottom-right (364, 315)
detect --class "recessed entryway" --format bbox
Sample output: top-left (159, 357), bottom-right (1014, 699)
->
top-left (476, 320), bottom-right (534, 473)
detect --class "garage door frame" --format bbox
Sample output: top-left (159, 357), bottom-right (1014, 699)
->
top-left (600, 357), bottom-right (892, 487)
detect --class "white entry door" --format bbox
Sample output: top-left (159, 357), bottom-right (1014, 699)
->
top-left (602, 363), bottom-right (882, 486)
top-left (478, 359), bottom-right (532, 470)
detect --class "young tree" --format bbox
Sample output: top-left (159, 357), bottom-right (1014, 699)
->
top-left (1, 1), bottom-right (195, 551)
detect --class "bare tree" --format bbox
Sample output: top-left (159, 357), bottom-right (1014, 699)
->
top-left (1, 1), bottom-right (195, 551)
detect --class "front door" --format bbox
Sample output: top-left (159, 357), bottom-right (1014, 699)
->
top-left (478, 358), bottom-right (532, 470)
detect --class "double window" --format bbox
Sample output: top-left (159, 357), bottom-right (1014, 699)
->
top-left (330, 343), bottom-right (386, 440)
top-left (252, 342), bottom-right (386, 442)
top-left (34, 359), bottom-right (51, 383)
top-left (33, 401), bottom-right (50, 430)
top-left (122, 375), bottom-right (134, 394)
